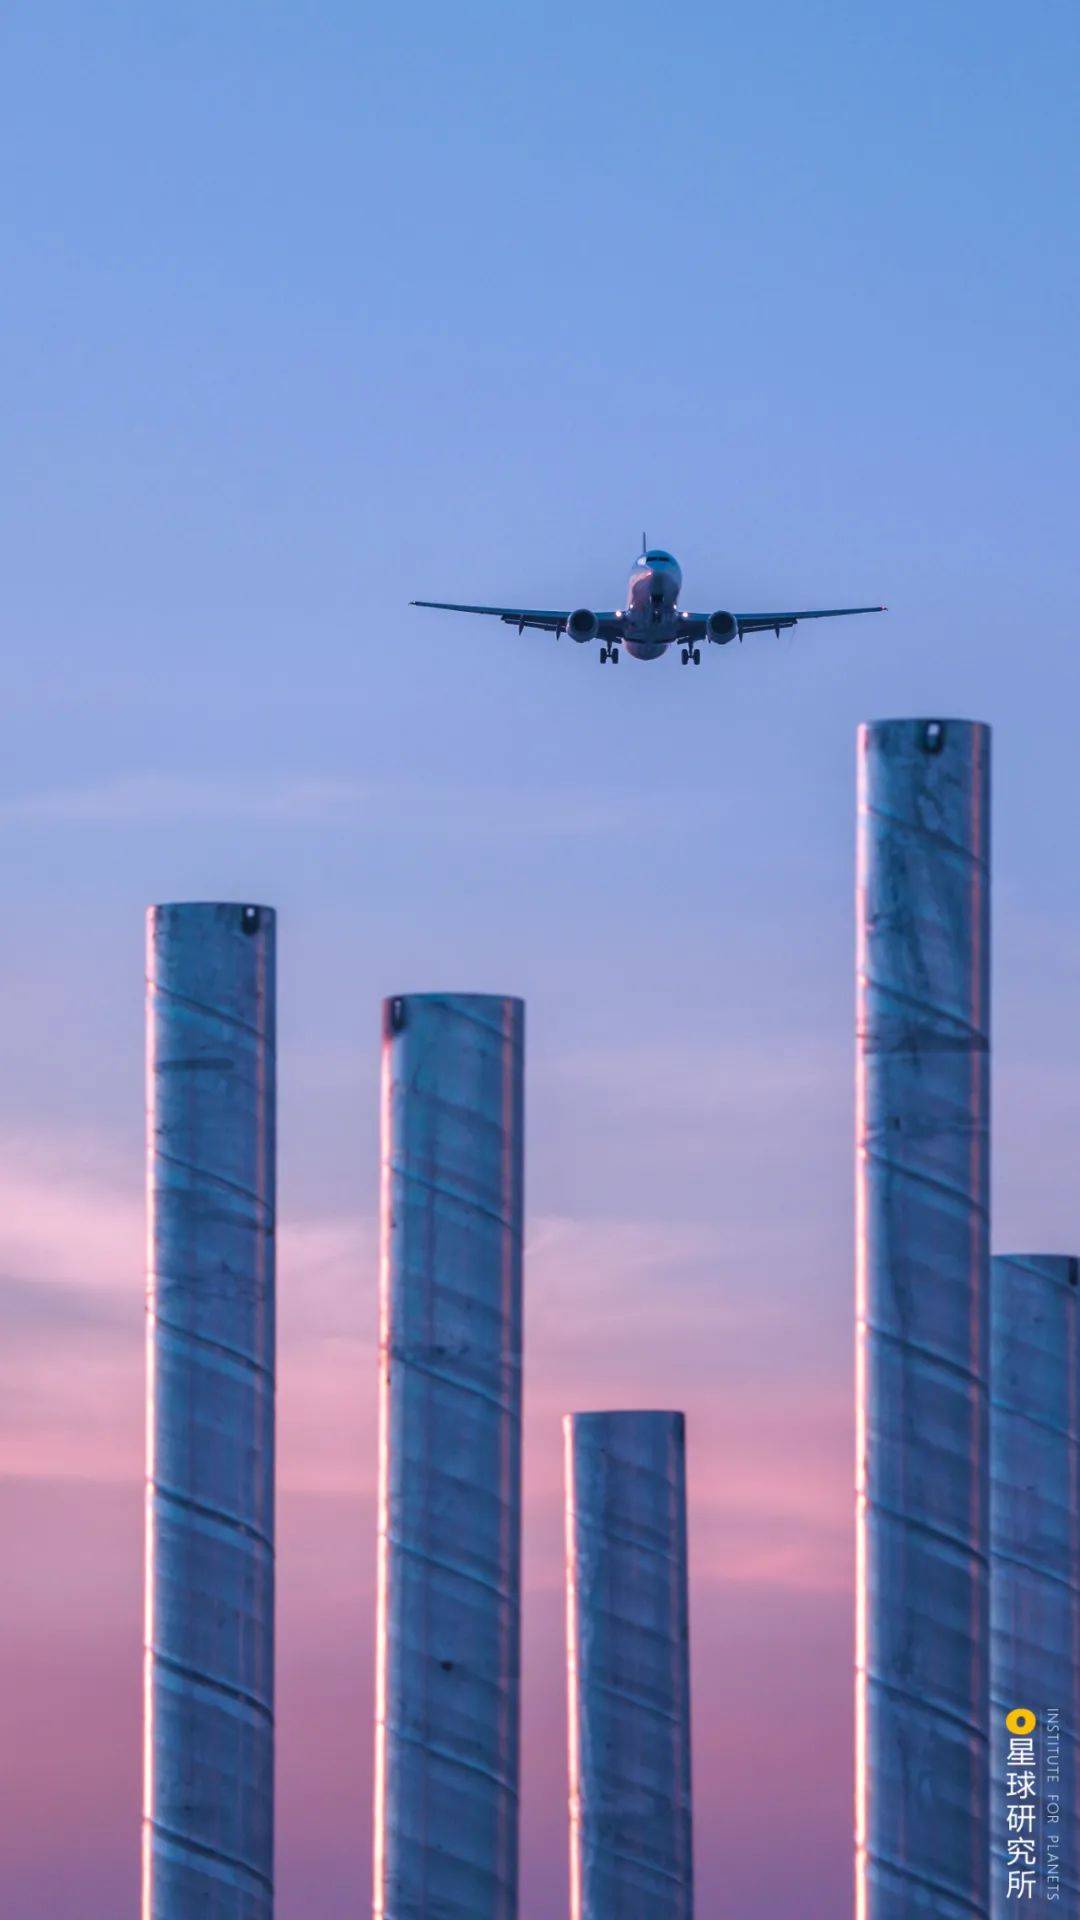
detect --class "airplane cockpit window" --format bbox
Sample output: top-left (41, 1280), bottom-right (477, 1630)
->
top-left (645, 550), bottom-right (674, 564)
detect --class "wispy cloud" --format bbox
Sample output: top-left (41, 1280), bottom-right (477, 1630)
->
top-left (0, 1131), bottom-right (142, 1299)
top-left (0, 773), bottom-right (649, 839)
top-left (543, 1034), bottom-right (848, 1103)
top-left (0, 1131), bottom-right (851, 1588)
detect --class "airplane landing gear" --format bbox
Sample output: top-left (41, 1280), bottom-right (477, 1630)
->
top-left (693, 647), bottom-right (701, 665)
top-left (600, 646), bottom-right (609, 663)
top-left (680, 647), bottom-right (702, 666)
top-left (681, 648), bottom-right (689, 665)
top-left (600, 646), bottom-right (619, 664)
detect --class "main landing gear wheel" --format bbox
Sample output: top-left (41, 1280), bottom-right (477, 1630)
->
top-left (693, 648), bottom-right (701, 665)
top-left (599, 646), bottom-right (609, 663)
top-left (680, 648), bottom-right (689, 665)
top-left (610, 647), bottom-right (619, 663)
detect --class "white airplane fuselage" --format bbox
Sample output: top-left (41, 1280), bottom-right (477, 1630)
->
top-left (620, 551), bottom-right (684, 659)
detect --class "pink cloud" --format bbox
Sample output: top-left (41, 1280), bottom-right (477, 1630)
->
top-left (1, 1146), bottom-right (856, 1917)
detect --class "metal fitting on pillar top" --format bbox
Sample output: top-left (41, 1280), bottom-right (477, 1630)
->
top-left (564, 1410), bottom-right (694, 1920)
top-left (990, 1255), bottom-right (1080, 1918)
top-left (375, 993), bottom-right (525, 1920)
top-left (143, 902), bottom-right (277, 1920)
top-left (855, 720), bottom-right (991, 1920)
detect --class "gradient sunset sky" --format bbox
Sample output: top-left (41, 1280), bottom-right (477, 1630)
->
top-left (3, 3), bottom-right (1080, 1915)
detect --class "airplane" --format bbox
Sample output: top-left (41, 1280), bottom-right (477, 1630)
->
top-left (412, 540), bottom-right (885, 664)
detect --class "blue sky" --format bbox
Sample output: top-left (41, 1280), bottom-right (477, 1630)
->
top-left (2, 3), bottom-right (1079, 1915)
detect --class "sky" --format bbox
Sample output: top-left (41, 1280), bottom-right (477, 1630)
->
top-left (2, 1), bottom-right (1079, 1914)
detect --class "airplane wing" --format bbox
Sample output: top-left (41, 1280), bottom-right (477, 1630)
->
top-left (410, 600), bottom-right (621, 638)
top-left (734, 605), bottom-right (886, 636)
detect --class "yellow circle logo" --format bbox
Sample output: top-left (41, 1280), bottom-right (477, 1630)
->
top-left (1006, 1708), bottom-right (1037, 1736)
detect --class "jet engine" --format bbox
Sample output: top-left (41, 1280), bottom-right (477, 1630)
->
top-left (706, 610), bottom-right (739, 645)
top-left (567, 608), bottom-right (600, 643)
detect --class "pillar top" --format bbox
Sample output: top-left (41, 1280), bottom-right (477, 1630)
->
top-left (859, 715), bottom-right (990, 736)
top-left (567, 1409), bottom-right (685, 1429)
top-left (382, 990), bottom-right (523, 1009)
top-left (382, 992), bottom-right (524, 1039)
top-left (148, 900), bottom-right (275, 922)
top-left (994, 1252), bottom-right (1079, 1288)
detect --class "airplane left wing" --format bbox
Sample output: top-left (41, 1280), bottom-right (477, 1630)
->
top-left (411, 600), bottom-right (621, 639)
top-left (665, 605), bottom-right (886, 643)
top-left (734, 605), bottom-right (886, 635)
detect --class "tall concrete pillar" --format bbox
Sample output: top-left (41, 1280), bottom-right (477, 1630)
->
top-left (143, 902), bottom-right (276, 1919)
top-left (564, 1410), bottom-right (693, 1920)
top-left (374, 993), bottom-right (524, 1920)
top-left (990, 1254), bottom-right (1080, 1916)
top-left (855, 719), bottom-right (991, 1919)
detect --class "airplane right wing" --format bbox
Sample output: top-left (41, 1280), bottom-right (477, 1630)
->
top-left (411, 601), bottom-right (622, 639)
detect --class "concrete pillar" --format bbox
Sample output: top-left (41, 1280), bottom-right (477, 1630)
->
top-left (990, 1254), bottom-right (1080, 1915)
top-left (855, 719), bottom-right (991, 1918)
top-left (374, 993), bottom-right (524, 1920)
top-left (143, 902), bottom-right (276, 1919)
top-left (564, 1410), bottom-right (693, 1920)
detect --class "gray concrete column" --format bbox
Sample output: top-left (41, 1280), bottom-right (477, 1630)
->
top-left (374, 993), bottom-right (524, 1920)
top-left (143, 901), bottom-right (276, 1919)
top-left (990, 1254), bottom-right (1080, 1915)
top-left (855, 719), bottom-right (991, 1919)
top-left (564, 1409), bottom-right (693, 1920)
